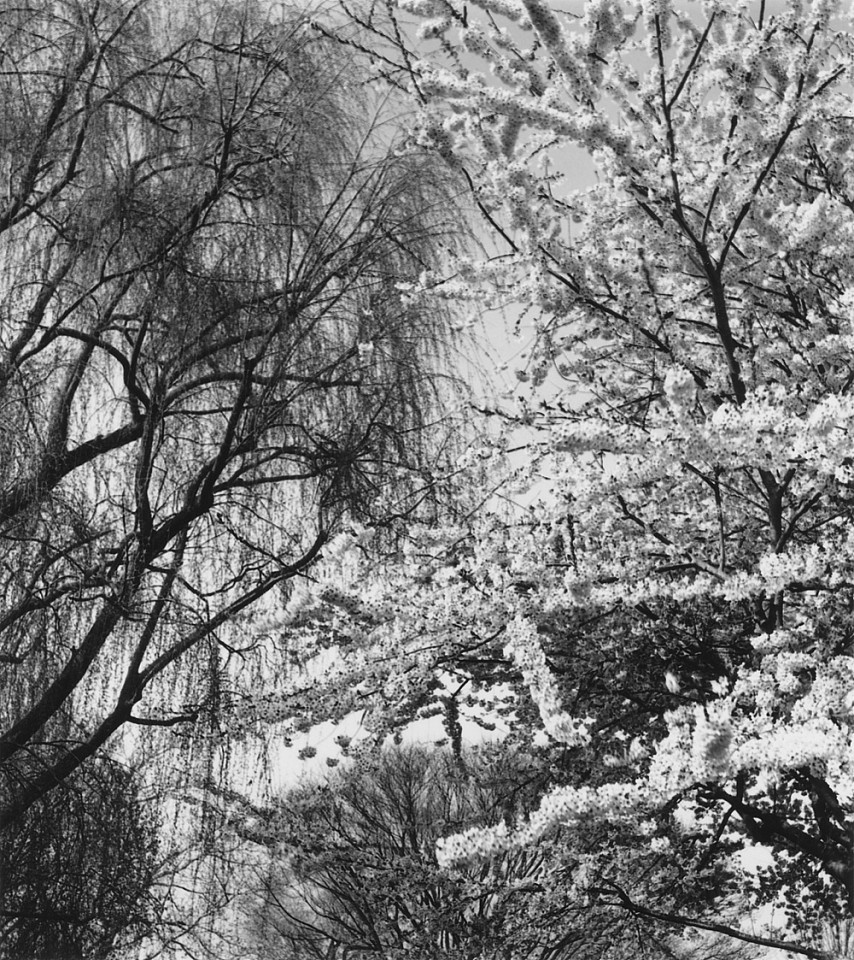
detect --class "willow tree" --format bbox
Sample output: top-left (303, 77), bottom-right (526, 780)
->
top-left (0, 0), bottom-right (468, 829)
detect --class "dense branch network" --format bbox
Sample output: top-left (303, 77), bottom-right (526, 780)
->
top-left (0, 0), bottom-right (467, 833)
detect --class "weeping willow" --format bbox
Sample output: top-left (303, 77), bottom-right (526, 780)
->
top-left (0, 1), bottom-right (471, 953)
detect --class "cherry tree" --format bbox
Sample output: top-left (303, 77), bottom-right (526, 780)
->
top-left (250, 0), bottom-right (854, 953)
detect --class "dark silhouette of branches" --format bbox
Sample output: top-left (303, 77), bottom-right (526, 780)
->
top-left (0, 0), bottom-right (469, 832)
top-left (0, 753), bottom-right (159, 960)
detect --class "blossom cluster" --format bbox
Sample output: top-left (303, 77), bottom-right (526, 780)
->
top-left (436, 821), bottom-right (510, 868)
top-left (503, 615), bottom-right (592, 747)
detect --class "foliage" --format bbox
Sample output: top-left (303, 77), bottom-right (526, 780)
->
top-left (259, 0), bottom-right (854, 954)
top-left (0, 0), bottom-right (468, 833)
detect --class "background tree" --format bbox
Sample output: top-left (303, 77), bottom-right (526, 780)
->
top-left (232, 744), bottom-right (750, 960)
top-left (0, 0), bottom-right (469, 833)
top-left (246, 745), bottom-right (545, 960)
top-left (0, 752), bottom-right (158, 960)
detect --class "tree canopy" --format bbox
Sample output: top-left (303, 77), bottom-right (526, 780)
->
top-left (0, 0), bottom-right (469, 834)
top-left (5, 0), bottom-right (854, 957)
top-left (250, 1), bottom-right (854, 954)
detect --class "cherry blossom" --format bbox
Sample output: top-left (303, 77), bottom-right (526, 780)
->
top-left (247, 0), bottom-right (854, 943)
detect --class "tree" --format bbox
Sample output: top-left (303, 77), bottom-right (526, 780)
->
top-left (0, 0), bottom-right (468, 831)
top-left (246, 746), bottom-right (543, 960)
top-left (262, 0), bottom-right (854, 954)
top-left (0, 754), bottom-right (158, 960)
top-left (231, 744), bottom-right (745, 960)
